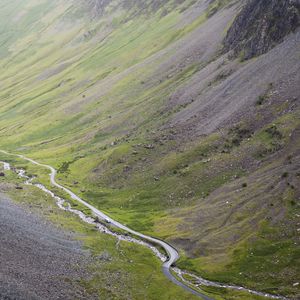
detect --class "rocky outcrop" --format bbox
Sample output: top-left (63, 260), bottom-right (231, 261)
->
top-left (223, 0), bottom-right (300, 60)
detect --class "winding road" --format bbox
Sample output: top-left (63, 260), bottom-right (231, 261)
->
top-left (0, 150), bottom-right (212, 300)
top-left (1, 150), bottom-right (288, 300)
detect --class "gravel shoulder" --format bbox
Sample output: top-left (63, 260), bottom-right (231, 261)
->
top-left (0, 193), bottom-right (94, 300)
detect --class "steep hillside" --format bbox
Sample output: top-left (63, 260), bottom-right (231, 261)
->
top-left (0, 0), bottom-right (299, 299)
top-left (223, 0), bottom-right (300, 59)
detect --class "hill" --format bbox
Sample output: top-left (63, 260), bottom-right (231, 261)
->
top-left (0, 0), bottom-right (299, 298)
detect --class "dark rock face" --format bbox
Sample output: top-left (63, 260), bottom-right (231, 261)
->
top-left (223, 0), bottom-right (300, 60)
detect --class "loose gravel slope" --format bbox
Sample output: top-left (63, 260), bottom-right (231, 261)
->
top-left (0, 194), bottom-right (93, 300)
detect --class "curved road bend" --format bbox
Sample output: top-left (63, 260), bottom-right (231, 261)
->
top-left (0, 150), bottom-right (212, 300)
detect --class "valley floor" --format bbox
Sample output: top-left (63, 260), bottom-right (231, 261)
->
top-left (0, 163), bottom-right (204, 300)
top-left (0, 158), bottom-right (287, 300)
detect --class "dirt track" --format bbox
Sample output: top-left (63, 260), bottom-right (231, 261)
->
top-left (0, 194), bottom-right (93, 300)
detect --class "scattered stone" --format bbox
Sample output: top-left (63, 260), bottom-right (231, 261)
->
top-left (94, 216), bottom-right (101, 223)
top-left (187, 191), bottom-right (194, 197)
top-left (97, 251), bottom-right (112, 262)
top-left (202, 159), bottom-right (211, 163)
top-left (144, 144), bottom-right (154, 149)
top-left (123, 165), bottom-right (131, 172)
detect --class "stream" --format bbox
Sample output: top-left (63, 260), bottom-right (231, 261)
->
top-left (0, 153), bottom-right (288, 300)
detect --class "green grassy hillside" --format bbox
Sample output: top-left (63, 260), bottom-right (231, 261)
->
top-left (0, 0), bottom-right (299, 298)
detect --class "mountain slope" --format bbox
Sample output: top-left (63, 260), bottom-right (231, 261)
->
top-left (0, 0), bottom-right (299, 298)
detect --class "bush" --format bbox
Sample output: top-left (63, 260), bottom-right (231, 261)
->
top-left (256, 95), bottom-right (267, 106)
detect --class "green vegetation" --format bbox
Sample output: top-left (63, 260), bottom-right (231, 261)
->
top-left (0, 0), bottom-right (299, 299)
top-left (0, 164), bottom-right (203, 300)
top-left (206, 0), bottom-right (232, 17)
